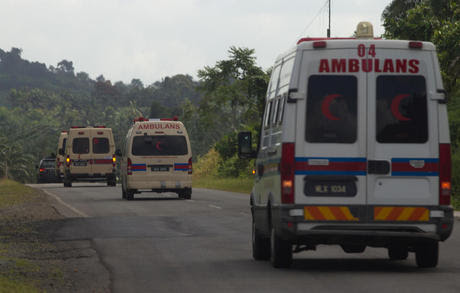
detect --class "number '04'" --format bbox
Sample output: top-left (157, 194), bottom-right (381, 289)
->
top-left (357, 44), bottom-right (376, 57)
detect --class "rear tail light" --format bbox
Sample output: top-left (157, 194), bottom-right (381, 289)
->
top-left (188, 157), bottom-right (193, 174)
top-left (66, 155), bottom-right (71, 167)
top-left (39, 168), bottom-right (45, 173)
top-left (127, 158), bottom-right (132, 175)
top-left (112, 155), bottom-right (116, 167)
top-left (439, 143), bottom-right (451, 205)
top-left (280, 143), bottom-right (295, 204)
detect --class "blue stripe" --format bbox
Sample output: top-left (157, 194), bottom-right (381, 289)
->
top-left (392, 171), bottom-right (439, 176)
top-left (174, 163), bottom-right (188, 166)
top-left (295, 170), bottom-right (367, 176)
top-left (392, 158), bottom-right (439, 163)
top-left (132, 164), bottom-right (146, 166)
top-left (295, 157), bottom-right (367, 162)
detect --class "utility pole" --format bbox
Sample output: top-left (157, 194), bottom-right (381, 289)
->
top-left (327, 0), bottom-right (331, 37)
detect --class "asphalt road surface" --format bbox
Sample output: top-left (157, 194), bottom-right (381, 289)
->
top-left (33, 183), bottom-right (460, 293)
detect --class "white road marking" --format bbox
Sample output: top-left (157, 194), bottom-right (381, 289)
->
top-left (208, 204), bottom-right (222, 210)
top-left (42, 189), bottom-right (89, 218)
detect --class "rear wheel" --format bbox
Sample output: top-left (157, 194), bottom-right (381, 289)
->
top-left (415, 241), bottom-right (438, 268)
top-left (126, 189), bottom-right (134, 200)
top-left (252, 218), bottom-right (270, 261)
top-left (388, 246), bottom-right (408, 260)
top-left (63, 177), bottom-right (72, 187)
top-left (270, 227), bottom-right (292, 268)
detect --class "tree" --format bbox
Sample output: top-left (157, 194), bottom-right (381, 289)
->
top-left (57, 59), bottom-right (74, 74)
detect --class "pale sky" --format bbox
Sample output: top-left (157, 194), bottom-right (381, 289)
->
top-left (1, 0), bottom-right (393, 85)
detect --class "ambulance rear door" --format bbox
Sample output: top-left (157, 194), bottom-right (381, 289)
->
top-left (366, 41), bottom-right (439, 211)
top-left (294, 42), bottom-right (368, 214)
top-left (90, 128), bottom-right (114, 175)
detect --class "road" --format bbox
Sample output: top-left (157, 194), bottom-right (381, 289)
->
top-left (33, 183), bottom-right (460, 293)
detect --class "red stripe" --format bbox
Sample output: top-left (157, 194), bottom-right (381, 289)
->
top-left (386, 207), bottom-right (404, 221)
top-left (408, 208), bottom-right (427, 221)
top-left (174, 165), bottom-right (188, 170)
top-left (391, 162), bottom-right (438, 172)
top-left (329, 206), bottom-right (348, 221)
top-left (131, 165), bottom-right (146, 170)
top-left (306, 207), bottom-right (326, 221)
top-left (296, 161), bottom-right (366, 172)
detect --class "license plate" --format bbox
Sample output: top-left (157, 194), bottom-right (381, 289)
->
top-left (304, 176), bottom-right (357, 197)
top-left (73, 160), bottom-right (87, 167)
top-left (150, 165), bottom-right (170, 172)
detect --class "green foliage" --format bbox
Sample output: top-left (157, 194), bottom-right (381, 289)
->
top-left (383, 0), bottom-right (460, 204)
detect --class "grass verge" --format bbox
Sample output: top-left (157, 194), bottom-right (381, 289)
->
top-left (193, 175), bottom-right (253, 194)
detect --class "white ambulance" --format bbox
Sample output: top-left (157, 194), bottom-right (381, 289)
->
top-left (55, 130), bottom-right (68, 180)
top-left (238, 22), bottom-right (453, 268)
top-left (118, 117), bottom-right (192, 200)
top-left (63, 126), bottom-right (117, 187)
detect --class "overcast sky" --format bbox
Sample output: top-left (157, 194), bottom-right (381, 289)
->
top-left (1, 0), bottom-right (393, 85)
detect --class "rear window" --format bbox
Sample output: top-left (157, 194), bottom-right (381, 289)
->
top-left (62, 138), bottom-right (67, 150)
top-left (72, 138), bottom-right (89, 154)
top-left (93, 137), bottom-right (110, 154)
top-left (376, 76), bottom-right (428, 143)
top-left (306, 75), bottom-right (357, 143)
top-left (132, 136), bottom-right (188, 156)
top-left (40, 160), bottom-right (55, 168)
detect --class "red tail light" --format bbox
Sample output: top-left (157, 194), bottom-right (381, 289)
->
top-left (188, 157), bottom-right (193, 174)
top-left (39, 168), bottom-right (45, 173)
top-left (127, 158), bottom-right (132, 175)
top-left (66, 155), bottom-right (71, 167)
top-left (439, 143), bottom-right (451, 205)
top-left (112, 155), bottom-right (116, 168)
top-left (280, 143), bottom-right (295, 204)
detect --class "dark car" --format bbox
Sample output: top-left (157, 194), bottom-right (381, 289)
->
top-left (37, 158), bottom-right (60, 183)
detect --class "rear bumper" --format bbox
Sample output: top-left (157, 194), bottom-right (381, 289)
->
top-left (66, 171), bottom-right (115, 182)
top-left (266, 205), bottom-right (454, 246)
top-left (127, 179), bottom-right (192, 190)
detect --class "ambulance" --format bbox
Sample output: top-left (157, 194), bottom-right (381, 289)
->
top-left (55, 130), bottom-right (68, 180)
top-left (62, 126), bottom-right (117, 187)
top-left (118, 117), bottom-right (192, 200)
top-left (238, 22), bottom-right (453, 268)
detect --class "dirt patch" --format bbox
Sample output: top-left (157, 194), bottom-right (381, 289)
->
top-left (0, 184), bottom-right (110, 292)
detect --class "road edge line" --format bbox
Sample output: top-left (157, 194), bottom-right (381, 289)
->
top-left (42, 189), bottom-right (89, 218)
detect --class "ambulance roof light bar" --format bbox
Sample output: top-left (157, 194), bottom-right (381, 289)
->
top-left (356, 21), bottom-right (374, 39)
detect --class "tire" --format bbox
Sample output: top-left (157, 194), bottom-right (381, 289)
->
top-left (107, 180), bottom-right (116, 187)
top-left (63, 177), bottom-right (72, 187)
top-left (270, 226), bottom-right (292, 268)
top-left (388, 246), bottom-right (408, 260)
top-left (416, 241), bottom-right (438, 268)
top-left (184, 188), bottom-right (192, 200)
top-left (121, 184), bottom-right (126, 200)
top-left (252, 219), bottom-right (270, 261)
top-left (126, 189), bottom-right (134, 200)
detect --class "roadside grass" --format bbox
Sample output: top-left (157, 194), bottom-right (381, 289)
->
top-left (193, 175), bottom-right (254, 194)
top-left (0, 178), bottom-right (62, 292)
top-left (0, 178), bottom-right (36, 209)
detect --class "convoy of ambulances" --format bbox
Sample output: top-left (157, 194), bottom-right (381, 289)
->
top-left (118, 117), bottom-right (192, 200)
top-left (238, 22), bottom-right (453, 268)
top-left (55, 130), bottom-right (68, 180)
top-left (62, 126), bottom-right (117, 187)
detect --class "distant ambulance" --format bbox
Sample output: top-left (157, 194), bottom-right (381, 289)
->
top-left (118, 117), bottom-right (192, 200)
top-left (238, 22), bottom-right (453, 268)
top-left (56, 130), bottom-right (68, 180)
top-left (63, 126), bottom-right (117, 187)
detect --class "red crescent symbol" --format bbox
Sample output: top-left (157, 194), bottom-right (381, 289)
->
top-left (321, 94), bottom-right (341, 120)
top-left (391, 94), bottom-right (411, 121)
top-left (156, 142), bottom-right (163, 151)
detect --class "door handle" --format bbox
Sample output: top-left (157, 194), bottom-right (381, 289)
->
top-left (367, 160), bottom-right (390, 175)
